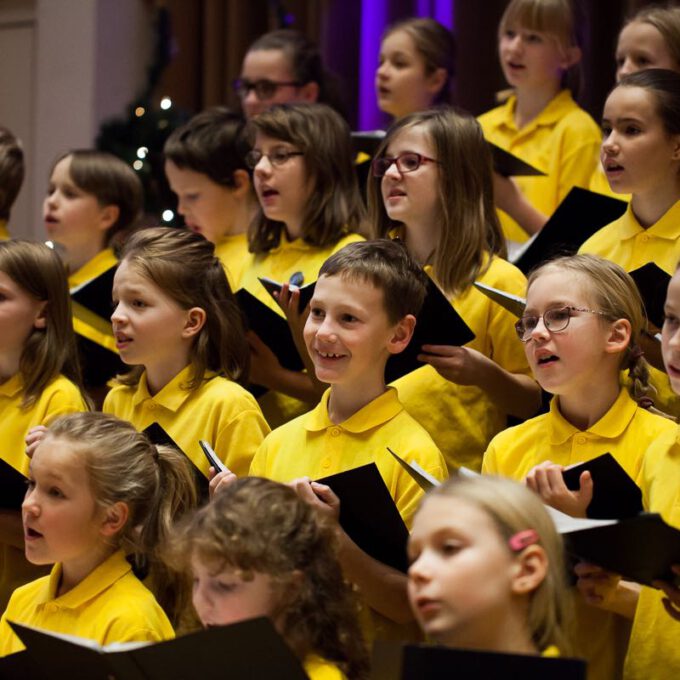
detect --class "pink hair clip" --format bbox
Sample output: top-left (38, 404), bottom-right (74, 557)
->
top-left (508, 529), bottom-right (540, 552)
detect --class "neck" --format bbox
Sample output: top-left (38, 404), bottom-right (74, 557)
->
top-left (0, 352), bottom-right (21, 383)
top-left (58, 544), bottom-right (116, 598)
top-left (557, 378), bottom-right (621, 431)
top-left (513, 83), bottom-right (561, 129)
top-left (403, 223), bottom-right (437, 267)
top-left (230, 194), bottom-right (259, 236)
top-left (327, 378), bottom-right (387, 425)
top-left (283, 220), bottom-right (303, 242)
top-left (63, 238), bottom-right (106, 275)
top-left (145, 352), bottom-right (192, 396)
top-left (630, 178), bottom-right (680, 228)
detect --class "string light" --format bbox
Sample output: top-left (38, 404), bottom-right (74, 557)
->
top-left (133, 160), bottom-right (143, 171)
top-left (136, 146), bottom-right (148, 159)
top-left (135, 106), bottom-right (145, 117)
top-left (160, 97), bottom-right (172, 110)
top-left (162, 209), bottom-right (174, 222)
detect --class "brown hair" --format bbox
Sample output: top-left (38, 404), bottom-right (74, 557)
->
top-left (626, 5), bottom-right (680, 71)
top-left (318, 239), bottom-right (428, 323)
top-left (51, 150), bottom-right (143, 247)
top-left (368, 108), bottom-right (504, 296)
top-left (115, 227), bottom-right (249, 388)
top-left (173, 477), bottom-right (369, 678)
top-left (382, 17), bottom-right (456, 106)
top-left (46, 412), bottom-right (198, 627)
top-left (0, 240), bottom-right (86, 408)
top-left (247, 103), bottom-right (364, 253)
top-left (0, 127), bottom-right (24, 221)
top-left (422, 475), bottom-right (572, 654)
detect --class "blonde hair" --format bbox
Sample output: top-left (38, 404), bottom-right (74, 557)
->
top-left (627, 4), bottom-right (680, 70)
top-left (527, 254), bottom-right (656, 407)
top-left (172, 477), bottom-right (369, 679)
top-left (368, 108), bottom-right (504, 296)
top-left (115, 227), bottom-right (249, 388)
top-left (424, 475), bottom-right (572, 654)
top-left (0, 240), bottom-right (86, 408)
top-left (46, 412), bottom-right (198, 627)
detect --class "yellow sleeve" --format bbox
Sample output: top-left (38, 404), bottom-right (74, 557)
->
top-left (481, 439), bottom-right (500, 475)
top-left (248, 437), bottom-right (273, 477)
top-left (215, 407), bottom-right (271, 477)
top-left (40, 379), bottom-right (89, 424)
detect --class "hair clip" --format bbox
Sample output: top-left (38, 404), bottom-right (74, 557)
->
top-left (508, 529), bottom-right (539, 552)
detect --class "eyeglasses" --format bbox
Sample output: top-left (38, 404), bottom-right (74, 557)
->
top-left (232, 78), bottom-right (302, 100)
top-left (514, 306), bottom-right (610, 342)
top-left (245, 148), bottom-right (304, 170)
top-left (371, 152), bottom-right (440, 177)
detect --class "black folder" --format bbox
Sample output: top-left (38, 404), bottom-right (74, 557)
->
top-left (386, 275), bottom-right (475, 384)
top-left (258, 277), bottom-right (316, 314)
top-left (629, 262), bottom-right (671, 330)
top-left (514, 188), bottom-right (628, 275)
top-left (564, 512), bottom-right (680, 587)
top-left (351, 130), bottom-right (386, 158)
top-left (317, 463), bottom-right (410, 573)
top-left (473, 282), bottom-right (526, 318)
top-left (142, 423), bottom-right (208, 502)
top-left (70, 266), bottom-right (116, 324)
top-left (490, 142), bottom-right (545, 178)
top-left (8, 617), bottom-right (308, 680)
top-left (562, 453), bottom-right (643, 520)
top-left (0, 650), bottom-right (38, 680)
top-left (0, 458), bottom-right (27, 511)
top-left (371, 641), bottom-right (586, 680)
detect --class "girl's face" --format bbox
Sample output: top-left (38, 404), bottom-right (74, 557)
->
top-left (43, 156), bottom-right (113, 255)
top-left (164, 161), bottom-right (241, 244)
top-left (252, 132), bottom-right (312, 235)
top-left (662, 270), bottom-right (680, 394)
top-left (191, 555), bottom-right (281, 628)
top-left (616, 21), bottom-right (678, 81)
top-left (522, 270), bottom-right (620, 397)
top-left (408, 495), bottom-right (524, 648)
top-left (499, 24), bottom-right (573, 91)
top-left (381, 124), bottom-right (440, 234)
top-left (376, 29), bottom-right (443, 119)
top-left (601, 86), bottom-right (680, 196)
top-left (0, 270), bottom-right (46, 376)
top-left (23, 437), bottom-right (106, 568)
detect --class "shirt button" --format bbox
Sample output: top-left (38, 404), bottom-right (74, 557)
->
top-left (146, 402), bottom-right (156, 410)
top-left (640, 234), bottom-right (649, 242)
top-left (321, 458), bottom-right (332, 469)
top-left (575, 435), bottom-right (587, 445)
top-left (329, 427), bottom-right (341, 437)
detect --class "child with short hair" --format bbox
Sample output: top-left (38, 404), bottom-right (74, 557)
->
top-left (408, 475), bottom-right (571, 656)
top-left (104, 227), bottom-right (269, 477)
top-left (0, 411), bottom-right (197, 655)
top-left (0, 240), bottom-right (88, 611)
top-left (249, 239), bottom-right (447, 642)
top-left (0, 127), bottom-right (24, 238)
top-left (175, 476), bottom-right (369, 679)
top-left (164, 107), bottom-right (256, 288)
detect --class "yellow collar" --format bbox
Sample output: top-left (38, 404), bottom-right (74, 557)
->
top-left (618, 200), bottom-right (680, 242)
top-left (0, 373), bottom-right (23, 399)
top-left (0, 220), bottom-right (9, 240)
top-left (68, 248), bottom-right (118, 288)
top-left (131, 365), bottom-right (218, 412)
top-left (495, 90), bottom-right (576, 133)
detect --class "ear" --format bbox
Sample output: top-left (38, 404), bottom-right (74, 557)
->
top-left (97, 204), bottom-right (120, 232)
top-left (182, 307), bottom-right (207, 339)
top-left (426, 67), bottom-right (448, 96)
top-left (99, 501), bottom-right (129, 538)
top-left (604, 318), bottom-right (632, 355)
top-left (231, 169), bottom-right (253, 198)
top-left (670, 135), bottom-right (680, 161)
top-left (298, 81), bottom-right (320, 103)
top-left (560, 45), bottom-right (582, 71)
top-left (33, 301), bottom-right (48, 329)
top-left (510, 545), bottom-right (548, 596)
top-left (387, 314), bottom-right (416, 355)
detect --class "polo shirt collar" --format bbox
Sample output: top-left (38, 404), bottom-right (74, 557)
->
top-left (304, 387), bottom-right (403, 434)
top-left (68, 248), bottom-right (117, 288)
top-left (0, 220), bottom-right (9, 240)
top-left (0, 373), bottom-right (23, 399)
top-left (268, 230), bottom-right (313, 255)
top-left (494, 89), bottom-right (575, 133)
top-left (131, 364), bottom-right (205, 412)
top-left (36, 550), bottom-right (131, 611)
top-left (549, 388), bottom-right (638, 446)
top-left (619, 199), bottom-right (680, 242)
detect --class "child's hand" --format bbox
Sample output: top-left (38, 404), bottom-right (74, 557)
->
top-left (525, 461), bottom-right (593, 518)
top-left (247, 331), bottom-right (283, 388)
top-left (274, 282), bottom-right (309, 339)
top-left (418, 345), bottom-right (487, 386)
top-left (25, 426), bottom-right (49, 458)
top-left (289, 477), bottom-right (340, 522)
top-left (653, 565), bottom-right (680, 622)
top-left (208, 468), bottom-right (238, 499)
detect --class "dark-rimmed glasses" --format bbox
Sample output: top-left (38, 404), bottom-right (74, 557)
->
top-left (371, 152), bottom-right (440, 178)
top-left (245, 148), bottom-right (304, 170)
top-left (515, 306), bottom-right (610, 342)
top-left (232, 78), bottom-right (302, 101)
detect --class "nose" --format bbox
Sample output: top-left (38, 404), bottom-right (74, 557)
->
top-left (316, 314), bottom-right (338, 341)
top-left (110, 301), bottom-right (125, 325)
top-left (528, 315), bottom-right (550, 342)
top-left (407, 551), bottom-right (433, 584)
top-left (668, 325), bottom-right (680, 350)
top-left (601, 130), bottom-right (618, 156)
top-left (191, 581), bottom-right (211, 624)
top-left (22, 487), bottom-right (39, 515)
top-left (44, 191), bottom-right (57, 210)
top-left (617, 58), bottom-right (635, 80)
top-left (253, 154), bottom-right (273, 179)
top-left (377, 60), bottom-right (389, 80)
top-left (383, 159), bottom-right (401, 180)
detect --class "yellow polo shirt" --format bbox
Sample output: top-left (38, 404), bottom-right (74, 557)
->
top-left (304, 655), bottom-right (346, 680)
top-left (104, 365), bottom-right (269, 477)
top-left (0, 221), bottom-right (8, 240)
top-left (624, 426), bottom-right (680, 679)
top-left (478, 89), bottom-right (601, 244)
top-left (0, 550), bottom-right (174, 656)
top-left (392, 255), bottom-right (533, 473)
top-left (250, 387), bottom-right (447, 643)
top-left (0, 373), bottom-right (88, 612)
top-left (483, 388), bottom-right (676, 680)
top-left (215, 232), bottom-right (249, 291)
top-left (102, 365), bottom-right (269, 476)
top-left (238, 231), bottom-right (364, 428)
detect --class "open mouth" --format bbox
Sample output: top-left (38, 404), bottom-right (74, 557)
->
top-left (536, 354), bottom-right (559, 366)
top-left (25, 527), bottom-right (43, 540)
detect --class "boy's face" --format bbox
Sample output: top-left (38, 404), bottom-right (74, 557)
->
top-left (304, 274), bottom-right (410, 387)
top-left (662, 271), bottom-right (680, 393)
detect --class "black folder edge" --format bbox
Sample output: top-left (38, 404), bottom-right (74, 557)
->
top-left (561, 453), bottom-right (643, 520)
top-left (473, 282), bottom-right (526, 318)
top-left (317, 463), bottom-right (410, 573)
top-left (257, 277), bottom-right (316, 314)
top-left (69, 265), bottom-right (117, 325)
top-left (490, 142), bottom-right (546, 177)
top-left (0, 458), bottom-right (28, 511)
top-left (387, 447), bottom-right (440, 492)
top-left (629, 262), bottom-right (671, 331)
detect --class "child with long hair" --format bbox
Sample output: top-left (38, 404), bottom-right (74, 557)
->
top-left (478, 0), bottom-right (601, 245)
top-left (368, 107), bottom-right (540, 472)
top-left (0, 411), bottom-right (197, 654)
top-left (104, 227), bottom-right (269, 477)
top-left (375, 17), bottom-right (455, 120)
top-left (240, 102), bottom-right (365, 426)
top-left (164, 107), bottom-right (257, 288)
top-left (0, 240), bottom-right (88, 612)
top-left (0, 126), bottom-right (24, 239)
top-left (174, 476), bottom-right (369, 680)
top-left (409, 475), bottom-right (571, 656)
top-left (483, 254), bottom-right (677, 680)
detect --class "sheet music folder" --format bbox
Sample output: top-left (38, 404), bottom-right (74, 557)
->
top-left (629, 262), bottom-right (671, 330)
top-left (0, 458), bottom-right (27, 511)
